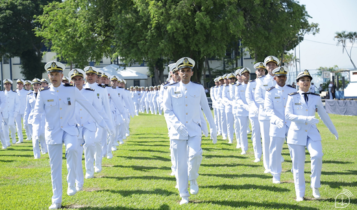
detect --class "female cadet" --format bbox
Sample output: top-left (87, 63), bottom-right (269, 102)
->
top-left (285, 70), bottom-right (339, 201)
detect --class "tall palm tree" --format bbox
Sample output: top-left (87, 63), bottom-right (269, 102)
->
top-left (335, 31), bottom-right (356, 69)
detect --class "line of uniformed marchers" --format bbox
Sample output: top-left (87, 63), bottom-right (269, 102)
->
top-left (0, 55), bottom-right (338, 208)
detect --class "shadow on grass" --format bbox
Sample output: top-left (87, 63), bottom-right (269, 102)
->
top-left (194, 200), bottom-right (319, 210)
top-left (204, 155), bottom-right (248, 159)
top-left (321, 181), bottom-right (357, 188)
top-left (68, 204), bottom-right (170, 210)
top-left (112, 164), bottom-right (171, 171)
top-left (201, 184), bottom-right (290, 192)
top-left (121, 156), bottom-right (170, 162)
top-left (0, 154), bottom-right (33, 157)
top-left (0, 159), bottom-right (14, 163)
top-left (131, 140), bottom-right (167, 143)
top-left (126, 149), bottom-right (169, 154)
top-left (127, 143), bottom-right (168, 147)
top-left (201, 163), bottom-right (259, 168)
top-left (200, 173), bottom-right (271, 179)
top-left (102, 175), bottom-right (175, 181)
top-left (100, 188), bottom-right (175, 197)
top-left (323, 160), bottom-right (354, 164)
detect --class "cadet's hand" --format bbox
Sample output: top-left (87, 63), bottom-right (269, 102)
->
top-left (334, 134), bottom-right (339, 140)
top-left (276, 119), bottom-right (284, 129)
top-left (210, 129), bottom-right (217, 144)
top-left (307, 116), bottom-right (319, 125)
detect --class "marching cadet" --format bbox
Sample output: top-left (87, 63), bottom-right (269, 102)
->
top-left (0, 87), bottom-right (7, 149)
top-left (235, 68), bottom-right (251, 154)
top-left (69, 69), bottom-right (113, 190)
top-left (24, 78), bottom-right (47, 158)
top-left (217, 76), bottom-right (227, 139)
top-left (109, 75), bottom-right (127, 149)
top-left (255, 56), bottom-right (278, 173)
top-left (62, 77), bottom-right (70, 85)
top-left (222, 73), bottom-right (235, 143)
top-left (32, 61), bottom-right (111, 209)
top-left (133, 86), bottom-right (141, 116)
top-left (163, 57), bottom-right (217, 205)
top-left (102, 72), bottom-right (126, 158)
top-left (2, 79), bottom-right (20, 146)
top-left (152, 86), bottom-right (159, 114)
top-left (264, 66), bottom-right (296, 184)
top-left (285, 70), bottom-right (338, 201)
top-left (15, 79), bottom-right (29, 143)
top-left (140, 87), bottom-right (145, 113)
top-left (24, 80), bottom-right (33, 140)
top-left (210, 79), bottom-right (219, 133)
top-left (24, 80), bottom-right (33, 91)
top-left (214, 77), bottom-right (223, 136)
top-left (118, 79), bottom-right (135, 138)
top-left (233, 70), bottom-right (242, 148)
top-left (83, 66), bottom-right (115, 173)
top-left (156, 86), bottom-right (162, 115)
top-left (142, 87), bottom-right (149, 114)
top-left (246, 62), bottom-right (265, 162)
top-left (41, 78), bottom-right (49, 88)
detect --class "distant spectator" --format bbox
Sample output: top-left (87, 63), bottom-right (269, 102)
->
top-left (318, 84), bottom-right (323, 93)
top-left (328, 81), bottom-right (336, 99)
top-left (309, 82), bottom-right (316, 93)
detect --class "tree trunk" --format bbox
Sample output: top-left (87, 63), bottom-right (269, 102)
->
top-left (205, 57), bottom-right (212, 85)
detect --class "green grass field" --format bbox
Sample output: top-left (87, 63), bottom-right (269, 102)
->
top-left (0, 113), bottom-right (356, 209)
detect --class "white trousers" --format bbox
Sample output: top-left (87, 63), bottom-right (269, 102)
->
top-left (145, 101), bottom-right (149, 113)
top-left (269, 136), bottom-right (285, 177)
top-left (213, 108), bottom-right (218, 132)
top-left (238, 116), bottom-right (249, 152)
top-left (219, 109), bottom-right (227, 138)
top-left (288, 139), bottom-right (323, 198)
top-left (172, 136), bottom-right (202, 198)
top-left (82, 127), bottom-right (97, 177)
top-left (14, 114), bottom-right (24, 142)
top-left (225, 110), bottom-right (234, 142)
top-left (157, 101), bottom-right (162, 115)
top-left (76, 128), bottom-right (85, 188)
top-left (216, 108), bottom-right (222, 135)
top-left (94, 127), bottom-right (104, 172)
top-left (234, 113), bottom-right (241, 147)
top-left (2, 117), bottom-right (16, 145)
top-left (134, 103), bottom-right (139, 116)
top-left (48, 132), bottom-right (78, 204)
top-left (249, 117), bottom-right (262, 159)
top-left (259, 120), bottom-right (270, 171)
top-left (170, 140), bottom-right (176, 174)
top-left (32, 132), bottom-right (47, 159)
top-left (25, 123), bottom-right (32, 140)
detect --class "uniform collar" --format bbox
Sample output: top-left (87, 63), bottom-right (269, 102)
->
top-left (52, 83), bottom-right (63, 90)
top-left (180, 81), bottom-right (191, 87)
top-left (275, 84), bottom-right (285, 90)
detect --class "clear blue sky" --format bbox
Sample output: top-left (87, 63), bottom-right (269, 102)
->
top-left (292, 0), bottom-right (357, 70)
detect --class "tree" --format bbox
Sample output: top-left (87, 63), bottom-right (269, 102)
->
top-left (36, 0), bottom-right (316, 83)
top-left (0, 0), bottom-right (61, 79)
top-left (334, 31), bottom-right (357, 69)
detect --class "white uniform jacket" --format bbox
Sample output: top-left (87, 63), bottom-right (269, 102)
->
top-left (285, 91), bottom-right (338, 145)
top-left (163, 82), bottom-right (216, 140)
top-left (32, 84), bottom-right (106, 144)
top-left (216, 85), bottom-right (225, 110)
top-left (254, 74), bottom-right (276, 120)
top-left (245, 79), bottom-right (259, 117)
top-left (3, 90), bottom-right (20, 118)
top-left (210, 86), bottom-right (216, 109)
top-left (17, 89), bottom-right (30, 115)
top-left (264, 84), bottom-right (296, 138)
top-left (24, 92), bottom-right (38, 124)
top-left (235, 83), bottom-right (249, 116)
top-left (222, 84), bottom-right (233, 112)
top-left (76, 88), bottom-right (109, 132)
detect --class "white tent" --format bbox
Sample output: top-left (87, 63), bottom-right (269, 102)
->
top-left (101, 64), bottom-right (148, 80)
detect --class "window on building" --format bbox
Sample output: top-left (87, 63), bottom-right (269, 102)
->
top-left (13, 57), bottom-right (21, 65)
top-left (134, 80), bottom-right (140, 86)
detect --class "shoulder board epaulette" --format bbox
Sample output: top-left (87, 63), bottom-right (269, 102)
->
top-left (169, 82), bottom-right (178, 86)
top-left (260, 75), bottom-right (266, 78)
top-left (289, 92), bottom-right (298, 96)
top-left (236, 83), bottom-right (241, 86)
top-left (309, 93), bottom-right (320, 96)
top-left (27, 92), bottom-right (32, 95)
top-left (98, 84), bottom-right (105, 88)
top-left (286, 85), bottom-right (294, 88)
top-left (267, 86), bottom-right (275, 92)
top-left (164, 86), bottom-right (168, 89)
top-left (192, 81), bottom-right (202, 85)
top-left (105, 84), bottom-right (109, 87)
top-left (12, 90), bottom-right (16, 92)
top-left (84, 88), bottom-right (94, 91)
top-left (25, 89), bottom-right (29, 91)
top-left (63, 83), bottom-right (73, 87)
top-left (249, 79), bottom-right (256, 83)
top-left (119, 87), bottom-right (123, 89)
top-left (40, 87), bottom-right (49, 91)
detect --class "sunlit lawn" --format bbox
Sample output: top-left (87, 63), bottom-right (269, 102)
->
top-left (0, 113), bottom-right (356, 209)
